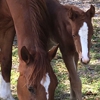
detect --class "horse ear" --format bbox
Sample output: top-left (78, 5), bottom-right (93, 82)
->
top-left (68, 8), bottom-right (79, 21)
top-left (48, 44), bottom-right (59, 61)
top-left (21, 46), bottom-right (31, 64)
top-left (86, 5), bottom-right (95, 18)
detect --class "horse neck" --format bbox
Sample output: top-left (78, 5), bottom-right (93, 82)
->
top-left (14, 0), bottom-right (49, 51)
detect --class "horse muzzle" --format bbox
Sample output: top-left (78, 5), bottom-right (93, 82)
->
top-left (81, 57), bottom-right (90, 64)
top-left (79, 52), bottom-right (90, 64)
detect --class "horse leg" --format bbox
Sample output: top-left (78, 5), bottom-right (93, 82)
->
top-left (69, 75), bottom-right (82, 100)
top-left (69, 52), bottom-right (82, 100)
top-left (60, 49), bottom-right (82, 100)
top-left (0, 27), bottom-right (15, 100)
top-left (66, 55), bottom-right (82, 100)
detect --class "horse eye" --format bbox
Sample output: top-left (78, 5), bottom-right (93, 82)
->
top-left (28, 86), bottom-right (36, 94)
top-left (72, 34), bottom-right (78, 38)
top-left (72, 35), bottom-right (76, 37)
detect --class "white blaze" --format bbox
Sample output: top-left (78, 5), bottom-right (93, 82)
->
top-left (78, 22), bottom-right (89, 62)
top-left (0, 73), bottom-right (15, 100)
top-left (40, 73), bottom-right (50, 100)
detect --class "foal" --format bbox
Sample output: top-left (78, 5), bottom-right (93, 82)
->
top-left (0, 0), bottom-right (58, 100)
top-left (46, 0), bottom-right (95, 99)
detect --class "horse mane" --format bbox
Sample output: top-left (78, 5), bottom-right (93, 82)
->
top-left (29, 0), bottom-right (50, 47)
top-left (26, 0), bottom-right (51, 85)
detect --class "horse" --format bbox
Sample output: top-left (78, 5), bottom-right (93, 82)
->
top-left (0, 0), bottom-right (58, 100)
top-left (46, 0), bottom-right (95, 99)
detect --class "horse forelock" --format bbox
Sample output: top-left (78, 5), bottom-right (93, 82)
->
top-left (27, 50), bottom-right (49, 86)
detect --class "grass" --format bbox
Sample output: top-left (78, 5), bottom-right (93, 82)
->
top-left (10, 17), bottom-right (100, 100)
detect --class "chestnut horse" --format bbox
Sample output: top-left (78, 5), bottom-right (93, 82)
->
top-left (0, 0), bottom-right (58, 100)
top-left (46, 0), bottom-right (95, 100)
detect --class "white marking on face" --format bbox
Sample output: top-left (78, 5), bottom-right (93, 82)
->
top-left (0, 73), bottom-right (15, 100)
top-left (40, 73), bottom-right (50, 100)
top-left (78, 22), bottom-right (89, 62)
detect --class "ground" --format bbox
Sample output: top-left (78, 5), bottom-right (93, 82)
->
top-left (10, 0), bottom-right (100, 100)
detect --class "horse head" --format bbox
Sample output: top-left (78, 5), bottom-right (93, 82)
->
top-left (68, 5), bottom-right (95, 64)
top-left (17, 45), bottom-right (59, 100)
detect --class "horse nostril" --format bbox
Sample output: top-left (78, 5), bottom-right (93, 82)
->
top-left (28, 87), bottom-right (34, 93)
